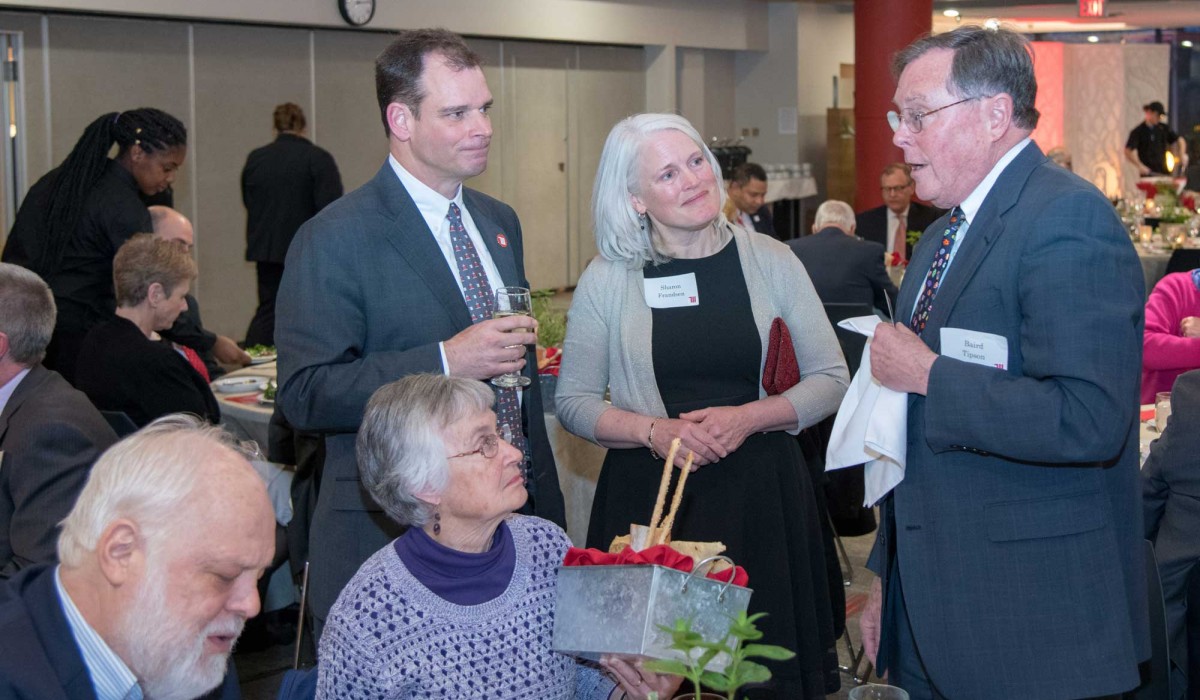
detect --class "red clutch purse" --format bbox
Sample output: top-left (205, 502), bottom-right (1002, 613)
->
top-left (762, 317), bottom-right (800, 396)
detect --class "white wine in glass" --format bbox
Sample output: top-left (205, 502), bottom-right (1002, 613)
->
top-left (493, 286), bottom-right (532, 388)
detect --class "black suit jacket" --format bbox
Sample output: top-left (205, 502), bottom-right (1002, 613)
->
top-left (75, 316), bottom-right (220, 428)
top-left (787, 227), bottom-right (898, 314)
top-left (0, 565), bottom-right (240, 699)
top-left (242, 133), bottom-right (343, 264)
top-left (0, 366), bottom-right (115, 579)
top-left (855, 201), bottom-right (943, 259)
top-left (276, 162), bottom-right (565, 621)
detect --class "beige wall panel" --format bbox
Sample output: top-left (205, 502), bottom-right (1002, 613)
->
top-left (312, 30), bottom-right (393, 193)
top-left (192, 23), bottom-right (311, 337)
top-left (463, 38), bottom-right (504, 201)
top-left (569, 44), bottom-right (643, 282)
top-left (499, 40), bottom-right (570, 290)
top-left (0, 11), bottom-right (49, 182)
top-left (701, 49), bottom-right (734, 142)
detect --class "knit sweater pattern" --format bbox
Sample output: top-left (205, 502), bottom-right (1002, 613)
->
top-left (317, 515), bottom-right (613, 699)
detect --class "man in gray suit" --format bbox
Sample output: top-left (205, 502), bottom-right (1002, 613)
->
top-left (1144, 369), bottom-right (1200, 699)
top-left (276, 28), bottom-right (565, 626)
top-left (0, 263), bottom-right (116, 578)
top-left (860, 26), bottom-right (1148, 698)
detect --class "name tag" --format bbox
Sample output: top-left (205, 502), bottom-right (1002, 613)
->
top-left (643, 273), bottom-right (699, 308)
top-left (939, 327), bottom-right (1008, 370)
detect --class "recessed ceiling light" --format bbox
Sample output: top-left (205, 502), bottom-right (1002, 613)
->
top-left (1183, 40), bottom-right (1195, 48)
top-left (1087, 35), bottom-right (1100, 43)
top-left (943, 9), bottom-right (960, 18)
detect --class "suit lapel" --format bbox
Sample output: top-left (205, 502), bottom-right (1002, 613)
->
top-left (370, 164), bottom-right (474, 330)
top-left (0, 366), bottom-right (49, 442)
top-left (904, 142), bottom-right (1043, 343)
top-left (464, 190), bottom-right (520, 287)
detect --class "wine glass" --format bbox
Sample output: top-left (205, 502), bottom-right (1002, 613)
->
top-left (492, 286), bottom-right (533, 388)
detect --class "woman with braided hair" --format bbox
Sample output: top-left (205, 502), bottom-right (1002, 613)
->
top-left (2, 108), bottom-right (187, 383)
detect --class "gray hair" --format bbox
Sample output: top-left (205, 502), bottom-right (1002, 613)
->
top-left (814, 200), bottom-right (856, 232)
top-left (592, 113), bottom-right (727, 268)
top-left (0, 263), bottom-right (56, 366)
top-left (357, 374), bottom-right (495, 527)
top-left (57, 414), bottom-right (254, 567)
top-left (893, 24), bottom-right (1040, 131)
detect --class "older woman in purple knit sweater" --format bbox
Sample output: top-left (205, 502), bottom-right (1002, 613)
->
top-left (1143, 269), bottom-right (1200, 404)
top-left (317, 373), bottom-right (679, 700)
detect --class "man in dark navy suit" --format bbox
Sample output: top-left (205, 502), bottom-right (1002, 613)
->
top-left (724, 162), bottom-right (776, 237)
top-left (855, 162), bottom-right (943, 262)
top-left (0, 415), bottom-right (273, 699)
top-left (788, 199), bottom-right (897, 315)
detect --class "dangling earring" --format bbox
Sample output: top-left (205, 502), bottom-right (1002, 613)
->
top-left (639, 212), bottom-right (648, 233)
top-left (432, 508), bottom-right (441, 536)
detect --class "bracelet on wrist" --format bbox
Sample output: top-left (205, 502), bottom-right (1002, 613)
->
top-left (648, 418), bottom-right (660, 459)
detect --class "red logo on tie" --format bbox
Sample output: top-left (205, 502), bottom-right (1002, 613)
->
top-left (497, 234), bottom-right (508, 248)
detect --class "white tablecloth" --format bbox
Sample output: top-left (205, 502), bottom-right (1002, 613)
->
top-left (765, 176), bottom-right (817, 203)
top-left (213, 362), bottom-right (276, 450)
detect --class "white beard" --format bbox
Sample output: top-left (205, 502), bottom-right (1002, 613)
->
top-left (115, 562), bottom-right (246, 700)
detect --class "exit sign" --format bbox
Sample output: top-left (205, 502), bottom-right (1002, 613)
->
top-left (1079, 0), bottom-right (1105, 17)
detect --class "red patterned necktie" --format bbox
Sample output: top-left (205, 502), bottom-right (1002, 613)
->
top-left (893, 214), bottom-right (908, 264)
top-left (176, 344), bottom-right (210, 383)
top-left (446, 203), bottom-right (531, 481)
top-left (909, 206), bottom-right (965, 334)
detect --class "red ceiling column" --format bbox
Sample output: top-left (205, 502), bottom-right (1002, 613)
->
top-left (854, 0), bottom-right (933, 210)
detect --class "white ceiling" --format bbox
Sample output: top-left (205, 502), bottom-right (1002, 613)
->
top-left (930, 1), bottom-right (1200, 34)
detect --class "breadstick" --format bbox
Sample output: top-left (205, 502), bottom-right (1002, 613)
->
top-left (647, 438), bottom-right (681, 540)
top-left (656, 450), bottom-right (694, 545)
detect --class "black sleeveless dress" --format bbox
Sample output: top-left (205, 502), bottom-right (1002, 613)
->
top-left (585, 241), bottom-right (835, 698)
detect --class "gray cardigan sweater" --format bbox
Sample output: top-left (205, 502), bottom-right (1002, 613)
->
top-left (556, 223), bottom-right (849, 443)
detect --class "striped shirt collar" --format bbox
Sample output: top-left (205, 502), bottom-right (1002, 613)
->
top-left (54, 566), bottom-right (143, 700)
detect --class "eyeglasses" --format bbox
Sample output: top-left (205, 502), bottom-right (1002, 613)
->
top-left (886, 97), bottom-right (979, 134)
top-left (881, 183), bottom-right (914, 195)
top-left (448, 433), bottom-right (502, 460)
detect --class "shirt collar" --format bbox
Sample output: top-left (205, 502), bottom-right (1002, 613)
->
top-left (0, 366), bottom-right (31, 416)
top-left (958, 137), bottom-right (1032, 224)
top-left (388, 154), bottom-right (465, 222)
top-left (54, 567), bottom-right (143, 700)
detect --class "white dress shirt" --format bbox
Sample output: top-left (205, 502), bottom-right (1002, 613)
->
top-left (885, 207), bottom-right (909, 256)
top-left (388, 155), bottom-right (507, 374)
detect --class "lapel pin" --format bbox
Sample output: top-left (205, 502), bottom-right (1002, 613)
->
top-left (496, 233), bottom-right (509, 248)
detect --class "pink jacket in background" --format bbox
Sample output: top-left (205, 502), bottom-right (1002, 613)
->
top-left (1142, 271), bottom-right (1200, 403)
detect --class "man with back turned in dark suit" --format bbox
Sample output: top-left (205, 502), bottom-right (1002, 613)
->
top-left (859, 25), bottom-right (1148, 699)
top-left (789, 199), bottom-right (897, 315)
top-left (242, 103), bottom-right (343, 347)
top-left (0, 263), bottom-right (116, 579)
top-left (723, 162), bottom-right (776, 237)
top-left (275, 28), bottom-right (565, 628)
top-left (855, 162), bottom-right (942, 263)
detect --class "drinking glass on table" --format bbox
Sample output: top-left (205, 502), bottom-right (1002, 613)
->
top-left (849, 684), bottom-right (909, 700)
top-left (1155, 391), bottom-right (1172, 433)
top-left (493, 286), bottom-right (533, 388)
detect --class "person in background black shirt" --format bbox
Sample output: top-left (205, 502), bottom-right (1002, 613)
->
top-left (242, 103), bottom-right (343, 347)
top-left (1, 108), bottom-right (187, 385)
top-left (1126, 101), bottom-right (1186, 176)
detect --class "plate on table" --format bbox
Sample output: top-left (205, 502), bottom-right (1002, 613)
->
top-left (213, 376), bottom-right (268, 394)
top-left (248, 354), bottom-right (277, 365)
top-left (245, 345), bottom-right (277, 365)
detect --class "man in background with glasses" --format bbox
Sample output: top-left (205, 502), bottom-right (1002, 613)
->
top-left (854, 162), bottom-right (943, 264)
top-left (858, 24), bottom-right (1148, 700)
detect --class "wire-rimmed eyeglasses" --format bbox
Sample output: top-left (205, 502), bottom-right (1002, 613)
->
top-left (449, 432), bottom-right (502, 460)
top-left (886, 97), bottom-right (978, 134)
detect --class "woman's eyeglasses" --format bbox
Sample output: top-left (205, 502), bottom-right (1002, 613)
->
top-left (449, 433), bottom-right (501, 460)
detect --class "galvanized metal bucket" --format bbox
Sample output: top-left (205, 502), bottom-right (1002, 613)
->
top-left (551, 556), bottom-right (753, 670)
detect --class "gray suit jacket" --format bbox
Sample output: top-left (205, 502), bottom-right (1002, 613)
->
top-left (870, 142), bottom-right (1149, 698)
top-left (787, 227), bottom-right (898, 314)
top-left (1144, 369), bottom-right (1200, 688)
top-left (0, 365), bottom-right (116, 578)
top-left (276, 162), bottom-right (565, 621)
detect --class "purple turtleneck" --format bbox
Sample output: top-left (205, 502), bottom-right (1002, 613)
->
top-left (393, 520), bottom-right (516, 605)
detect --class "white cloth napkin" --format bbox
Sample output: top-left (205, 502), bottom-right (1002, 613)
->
top-left (825, 316), bottom-right (909, 506)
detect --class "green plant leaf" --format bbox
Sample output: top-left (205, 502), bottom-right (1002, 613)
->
top-left (741, 644), bottom-right (796, 661)
top-left (735, 661), bottom-right (772, 685)
top-left (642, 659), bottom-right (690, 676)
top-left (700, 672), bottom-right (732, 691)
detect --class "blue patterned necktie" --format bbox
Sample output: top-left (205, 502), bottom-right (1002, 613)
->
top-left (446, 203), bottom-right (531, 484)
top-left (909, 206), bottom-right (965, 334)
